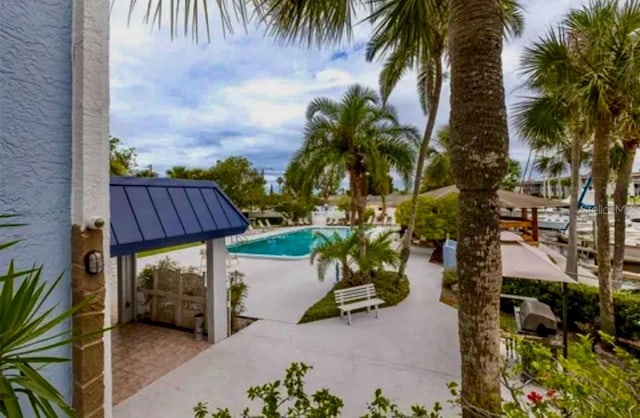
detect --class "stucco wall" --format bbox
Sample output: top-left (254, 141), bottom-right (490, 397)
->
top-left (0, 0), bottom-right (74, 403)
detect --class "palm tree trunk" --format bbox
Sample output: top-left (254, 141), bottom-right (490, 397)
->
top-left (612, 139), bottom-right (638, 283)
top-left (565, 133), bottom-right (581, 279)
top-left (399, 56), bottom-right (443, 277)
top-left (592, 116), bottom-right (615, 336)
top-left (351, 167), bottom-right (368, 261)
top-left (449, 0), bottom-right (507, 415)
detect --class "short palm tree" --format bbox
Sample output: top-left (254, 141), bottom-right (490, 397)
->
top-left (291, 84), bottom-right (417, 256)
top-left (310, 230), bottom-right (399, 285)
top-left (519, 0), bottom-right (640, 336)
top-left (311, 232), bottom-right (358, 284)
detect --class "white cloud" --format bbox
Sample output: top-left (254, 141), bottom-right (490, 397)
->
top-left (110, 0), bottom-right (596, 180)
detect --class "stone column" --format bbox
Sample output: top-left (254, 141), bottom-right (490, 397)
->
top-left (72, 225), bottom-right (106, 417)
top-left (206, 238), bottom-right (229, 344)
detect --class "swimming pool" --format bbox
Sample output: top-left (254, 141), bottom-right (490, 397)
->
top-left (227, 228), bottom-right (350, 259)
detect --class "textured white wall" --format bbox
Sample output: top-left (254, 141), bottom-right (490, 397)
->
top-left (0, 0), bottom-right (74, 404)
top-left (71, 0), bottom-right (111, 414)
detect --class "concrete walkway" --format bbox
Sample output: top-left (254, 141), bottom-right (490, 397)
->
top-left (137, 227), bottom-right (337, 323)
top-left (114, 248), bottom-right (461, 417)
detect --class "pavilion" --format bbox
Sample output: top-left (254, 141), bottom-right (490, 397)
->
top-left (110, 177), bottom-right (249, 343)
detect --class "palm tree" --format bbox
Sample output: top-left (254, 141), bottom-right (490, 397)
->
top-left (513, 93), bottom-right (591, 280)
top-left (421, 126), bottom-right (453, 192)
top-left (166, 165), bottom-right (189, 178)
top-left (611, 112), bottom-right (640, 283)
top-left (276, 176), bottom-right (284, 193)
top-left (129, 0), bottom-right (519, 413)
top-left (448, 0), bottom-right (509, 414)
top-left (311, 232), bottom-right (358, 284)
top-left (310, 230), bottom-right (400, 285)
top-left (365, 0), bottom-right (524, 277)
top-left (291, 84), bottom-right (417, 256)
top-left (519, 0), bottom-right (640, 336)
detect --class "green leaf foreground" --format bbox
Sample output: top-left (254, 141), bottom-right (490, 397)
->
top-left (1, 218), bottom-right (111, 417)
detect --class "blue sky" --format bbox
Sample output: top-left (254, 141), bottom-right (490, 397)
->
top-left (110, 0), bottom-right (594, 186)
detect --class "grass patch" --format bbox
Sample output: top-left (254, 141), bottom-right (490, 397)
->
top-left (299, 271), bottom-right (410, 324)
top-left (137, 241), bottom-right (203, 258)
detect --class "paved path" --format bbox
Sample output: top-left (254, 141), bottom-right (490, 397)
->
top-left (114, 248), bottom-right (461, 417)
top-left (137, 227), bottom-right (338, 323)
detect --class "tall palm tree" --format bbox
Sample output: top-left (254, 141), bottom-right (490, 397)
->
top-left (513, 93), bottom-right (591, 280)
top-left (421, 126), bottom-right (453, 192)
top-left (448, 0), bottom-right (509, 414)
top-left (520, 0), bottom-right (640, 336)
top-left (276, 176), bottom-right (284, 193)
top-left (291, 84), bottom-right (417, 255)
top-left (365, 0), bottom-right (524, 277)
top-left (129, 0), bottom-right (518, 413)
top-left (611, 112), bottom-right (640, 282)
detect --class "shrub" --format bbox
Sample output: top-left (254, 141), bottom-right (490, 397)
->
top-left (363, 207), bottom-right (375, 222)
top-left (193, 362), bottom-right (437, 418)
top-left (441, 270), bottom-right (458, 290)
top-left (194, 337), bottom-right (640, 417)
top-left (498, 334), bottom-right (640, 417)
top-left (228, 270), bottom-right (248, 323)
top-left (395, 195), bottom-right (457, 240)
top-left (501, 277), bottom-right (640, 339)
top-left (442, 272), bottom-right (640, 339)
top-left (299, 271), bottom-right (410, 323)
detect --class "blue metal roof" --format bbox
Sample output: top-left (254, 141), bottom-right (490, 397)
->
top-left (110, 177), bottom-right (249, 257)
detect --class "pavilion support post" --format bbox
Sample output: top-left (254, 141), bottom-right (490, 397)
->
top-left (117, 254), bottom-right (137, 324)
top-left (206, 238), bottom-right (229, 344)
top-left (532, 208), bottom-right (539, 243)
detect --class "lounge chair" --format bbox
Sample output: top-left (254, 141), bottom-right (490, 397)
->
top-left (256, 220), bottom-right (267, 232)
top-left (326, 217), bottom-right (334, 226)
top-left (304, 218), bottom-right (311, 226)
top-left (264, 219), bottom-right (274, 229)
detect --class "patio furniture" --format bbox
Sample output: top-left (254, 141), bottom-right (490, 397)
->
top-left (256, 220), bottom-right (267, 231)
top-left (264, 219), bottom-right (274, 229)
top-left (334, 283), bottom-right (385, 325)
top-left (326, 217), bottom-right (333, 225)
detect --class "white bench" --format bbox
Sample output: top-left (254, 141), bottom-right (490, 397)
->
top-left (334, 283), bottom-right (385, 325)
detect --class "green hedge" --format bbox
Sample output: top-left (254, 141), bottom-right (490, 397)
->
top-left (501, 278), bottom-right (640, 339)
top-left (299, 271), bottom-right (410, 324)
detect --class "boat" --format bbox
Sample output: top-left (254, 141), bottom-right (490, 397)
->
top-left (538, 208), bottom-right (569, 231)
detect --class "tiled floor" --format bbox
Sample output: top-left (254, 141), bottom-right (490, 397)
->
top-left (111, 323), bottom-right (210, 405)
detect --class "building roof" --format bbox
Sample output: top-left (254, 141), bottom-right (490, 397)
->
top-left (421, 185), bottom-right (567, 209)
top-left (110, 177), bottom-right (249, 257)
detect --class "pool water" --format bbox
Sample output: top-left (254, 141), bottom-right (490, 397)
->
top-left (227, 228), bottom-right (350, 258)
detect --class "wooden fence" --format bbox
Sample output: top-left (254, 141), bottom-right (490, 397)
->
top-left (137, 266), bottom-right (206, 330)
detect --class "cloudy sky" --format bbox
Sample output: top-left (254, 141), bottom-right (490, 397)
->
top-left (110, 0), bottom-right (590, 186)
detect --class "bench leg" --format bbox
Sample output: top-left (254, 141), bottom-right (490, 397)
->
top-left (347, 311), bottom-right (352, 325)
top-left (375, 305), bottom-right (379, 319)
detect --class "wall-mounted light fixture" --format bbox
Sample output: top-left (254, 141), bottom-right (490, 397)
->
top-left (84, 250), bottom-right (104, 275)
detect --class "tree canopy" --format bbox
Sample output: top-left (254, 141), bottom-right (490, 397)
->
top-left (165, 156), bottom-right (265, 209)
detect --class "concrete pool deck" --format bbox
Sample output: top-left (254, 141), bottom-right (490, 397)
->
top-left (114, 247), bottom-right (461, 417)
